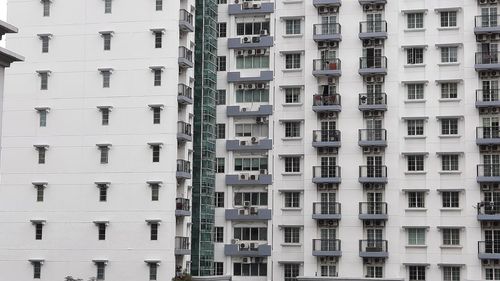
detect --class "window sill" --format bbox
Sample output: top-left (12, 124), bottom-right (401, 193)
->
top-left (282, 34), bottom-right (303, 38)
top-left (405, 208), bottom-right (427, 212)
top-left (438, 135), bottom-right (461, 139)
top-left (404, 64), bottom-right (426, 68)
top-left (440, 245), bottom-right (462, 249)
top-left (404, 99), bottom-right (426, 104)
top-left (281, 207), bottom-right (302, 211)
top-left (404, 28), bottom-right (426, 32)
top-left (440, 208), bottom-right (462, 212)
top-left (281, 243), bottom-right (302, 247)
top-left (282, 137), bottom-right (302, 141)
top-left (282, 68), bottom-right (303, 73)
top-left (282, 103), bottom-right (303, 107)
top-left (437, 27), bottom-right (459, 31)
top-left (282, 172), bottom-right (302, 176)
top-left (438, 62), bottom-right (460, 66)
top-left (439, 171), bottom-right (461, 175)
top-left (404, 136), bottom-right (426, 139)
top-left (405, 245), bottom-right (427, 248)
top-left (405, 171), bottom-right (427, 175)
top-left (438, 98), bottom-right (461, 103)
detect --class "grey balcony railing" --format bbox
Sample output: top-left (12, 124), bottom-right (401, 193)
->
top-left (178, 121), bottom-right (192, 136)
top-left (313, 94), bottom-right (341, 107)
top-left (479, 241), bottom-right (500, 259)
top-left (180, 9), bottom-right (194, 25)
top-left (476, 89), bottom-right (500, 103)
top-left (313, 23), bottom-right (341, 36)
top-left (475, 15), bottom-right (500, 28)
top-left (313, 130), bottom-right (341, 143)
top-left (177, 159), bottom-right (191, 174)
top-left (313, 59), bottom-right (341, 71)
top-left (359, 202), bottom-right (388, 216)
top-left (359, 93), bottom-right (386, 106)
top-left (179, 46), bottom-right (193, 63)
top-left (359, 56), bottom-right (387, 69)
top-left (359, 21), bottom-right (387, 33)
top-left (476, 52), bottom-right (500, 65)
top-left (358, 129), bottom-right (387, 143)
top-left (478, 164), bottom-right (500, 177)
top-left (312, 239), bottom-right (341, 253)
top-left (312, 202), bottom-right (341, 216)
top-left (175, 236), bottom-right (190, 255)
top-left (313, 165), bottom-right (341, 179)
top-left (359, 165), bottom-right (387, 179)
top-left (359, 240), bottom-right (388, 255)
top-left (176, 198), bottom-right (190, 212)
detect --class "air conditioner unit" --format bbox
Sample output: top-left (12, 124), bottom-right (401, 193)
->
top-left (374, 39), bottom-right (383, 46)
top-left (252, 36), bottom-right (261, 43)
top-left (247, 49), bottom-right (255, 55)
top-left (237, 84), bottom-right (245, 90)
top-left (244, 201), bottom-right (251, 207)
top-left (364, 4), bottom-right (373, 11)
top-left (253, 2), bottom-right (261, 8)
top-left (240, 173), bottom-right (249, 180)
top-left (480, 0), bottom-right (489, 4)
top-left (375, 4), bottom-right (384, 10)
top-left (480, 71), bottom-right (490, 79)
top-left (254, 257), bottom-right (263, 263)
top-left (250, 207), bottom-right (258, 214)
top-left (260, 169), bottom-right (268, 174)
top-left (242, 1), bottom-right (251, 9)
top-left (242, 257), bottom-right (250, 263)
top-left (477, 34), bottom-right (488, 42)
top-left (318, 6), bottom-right (329, 14)
top-left (329, 41), bottom-right (338, 48)
top-left (239, 209), bottom-right (246, 215)
top-left (491, 0), bottom-right (498, 4)
top-left (365, 76), bottom-right (375, 83)
top-left (329, 6), bottom-right (338, 13)
top-left (493, 107), bottom-right (499, 113)
top-left (493, 33), bottom-right (500, 41)
top-left (251, 137), bottom-right (258, 143)
top-left (363, 147), bottom-right (371, 154)
top-left (243, 36), bottom-right (251, 43)
top-left (241, 107), bottom-right (248, 112)
top-left (231, 239), bottom-right (239, 244)
top-left (249, 242), bottom-right (257, 249)
top-left (236, 50), bottom-right (245, 56)
top-left (318, 41), bottom-right (328, 49)
top-left (260, 29), bottom-right (269, 36)
top-left (256, 83), bottom-right (266, 89)
top-left (246, 83), bottom-right (256, 89)
top-left (255, 49), bottom-right (264, 55)
top-left (492, 71), bottom-right (500, 77)
top-left (375, 76), bottom-right (384, 83)
top-left (240, 140), bottom-right (247, 146)
top-left (372, 147), bottom-right (381, 154)
top-left (362, 40), bottom-right (372, 47)
top-left (249, 174), bottom-right (257, 180)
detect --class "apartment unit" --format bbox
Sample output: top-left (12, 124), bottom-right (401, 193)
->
top-left (211, 0), bottom-right (490, 280)
top-left (0, 0), bottom-right (194, 280)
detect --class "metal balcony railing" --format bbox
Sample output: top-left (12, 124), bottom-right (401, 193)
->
top-left (312, 202), bottom-right (341, 216)
top-left (359, 56), bottom-right (387, 69)
top-left (476, 89), bottom-right (500, 103)
top-left (313, 94), bottom-right (341, 107)
top-left (476, 52), bottom-right (500, 65)
top-left (359, 21), bottom-right (387, 33)
top-left (313, 23), bottom-right (341, 35)
top-left (479, 241), bottom-right (500, 255)
top-left (179, 46), bottom-right (193, 62)
top-left (313, 239), bottom-right (341, 252)
top-left (478, 164), bottom-right (500, 177)
top-left (313, 130), bottom-right (341, 143)
top-left (359, 165), bottom-right (387, 179)
top-left (359, 93), bottom-right (387, 106)
top-left (175, 236), bottom-right (190, 250)
top-left (475, 15), bottom-right (500, 28)
top-left (477, 127), bottom-right (500, 140)
top-left (313, 59), bottom-right (341, 71)
top-left (358, 129), bottom-right (387, 142)
top-left (177, 159), bottom-right (191, 173)
top-left (359, 202), bottom-right (388, 215)
top-left (180, 9), bottom-right (194, 25)
top-left (176, 198), bottom-right (190, 212)
top-left (178, 121), bottom-right (192, 136)
top-left (359, 240), bottom-right (388, 253)
top-left (313, 165), bottom-right (341, 179)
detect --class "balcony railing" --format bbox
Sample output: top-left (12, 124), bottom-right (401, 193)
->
top-left (475, 15), bottom-right (500, 28)
top-left (313, 94), bottom-right (341, 107)
top-left (359, 240), bottom-right (388, 257)
top-left (477, 127), bottom-right (500, 143)
top-left (176, 198), bottom-right (190, 212)
top-left (312, 202), bottom-right (341, 216)
top-left (178, 83), bottom-right (193, 104)
top-left (358, 129), bottom-right (387, 144)
top-left (476, 52), bottom-right (500, 65)
top-left (178, 46), bottom-right (193, 68)
top-left (313, 23), bottom-right (341, 36)
top-left (180, 9), bottom-right (194, 25)
top-left (477, 202), bottom-right (500, 221)
top-left (313, 165), bottom-right (341, 180)
top-left (177, 121), bottom-right (192, 139)
top-left (359, 93), bottom-right (387, 107)
top-left (359, 56), bottom-right (387, 70)
top-left (476, 89), bottom-right (500, 105)
top-left (175, 236), bottom-right (191, 255)
top-left (479, 241), bottom-right (500, 259)
top-left (312, 239), bottom-right (341, 254)
top-left (313, 130), bottom-right (341, 143)
top-left (359, 165), bottom-right (387, 179)
top-left (313, 59), bottom-right (342, 77)
top-left (177, 159), bottom-right (191, 174)
top-left (359, 21), bottom-right (387, 33)
top-left (359, 202), bottom-right (388, 216)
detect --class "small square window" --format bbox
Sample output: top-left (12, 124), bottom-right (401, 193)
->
top-left (103, 34), bottom-right (111, 51)
top-left (441, 47), bottom-right (458, 63)
top-left (441, 119), bottom-right (458, 135)
top-left (33, 261), bottom-right (42, 279)
top-left (285, 19), bottom-right (301, 35)
top-left (99, 146), bottom-right (109, 164)
top-left (442, 191), bottom-right (459, 208)
top-left (104, 0), bottom-right (112, 13)
top-left (284, 122), bottom-right (301, 138)
top-left (441, 83), bottom-right (458, 99)
top-left (284, 157), bottom-right (300, 173)
top-left (151, 145), bottom-right (161, 162)
top-left (149, 263), bottom-right (158, 280)
top-left (284, 227), bottom-right (300, 243)
top-left (284, 264), bottom-right (300, 281)
top-left (441, 154), bottom-right (459, 171)
top-left (97, 223), bottom-right (106, 240)
top-left (101, 71), bottom-right (111, 88)
top-left (98, 184), bottom-right (108, 202)
top-left (408, 191), bottom-right (425, 208)
top-left (150, 223), bottom-right (158, 240)
top-left (152, 107), bottom-right (161, 124)
top-left (440, 11), bottom-right (457, 28)
top-left (37, 147), bottom-right (47, 164)
top-left (100, 108), bottom-right (110, 125)
top-left (214, 262), bottom-right (224, 275)
top-left (284, 192), bottom-right (300, 208)
top-left (155, 0), bottom-right (163, 11)
top-left (407, 13), bottom-right (424, 29)
top-left (154, 32), bottom-right (162, 48)
top-left (407, 120), bottom-right (424, 136)
top-left (407, 84), bottom-right (424, 100)
top-left (35, 223), bottom-right (43, 240)
top-left (153, 69), bottom-right (162, 86)
top-left (285, 88), bottom-right (300, 104)
top-left (407, 228), bottom-right (426, 245)
top-left (41, 0), bottom-right (50, 17)
top-left (442, 229), bottom-right (460, 246)
top-left (38, 109), bottom-right (48, 127)
top-left (39, 73), bottom-right (49, 90)
top-left (407, 48), bottom-right (424, 64)
top-left (408, 265), bottom-right (426, 281)
top-left (285, 53), bottom-right (301, 69)
top-left (217, 0), bottom-right (227, 4)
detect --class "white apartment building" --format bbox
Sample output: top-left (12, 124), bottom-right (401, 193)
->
top-left (0, 0), bottom-right (195, 280)
top-left (212, 0), bottom-right (495, 280)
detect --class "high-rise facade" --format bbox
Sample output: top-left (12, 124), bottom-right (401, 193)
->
top-left (1, 0), bottom-right (194, 280)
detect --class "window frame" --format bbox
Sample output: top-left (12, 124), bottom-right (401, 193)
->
top-left (283, 227), bottom-right (300, 244)
top-left (440, 46), bottom-right (458, 63)
top-left (285, 88), bottom-right (301, 104)
top-left (407, 228), bottom-right (426, 246)
top-left (442, 228), bottom-right (460, 246)
top-left (440, 119), bottom-right (459, 135)
top-left (284, 157), bottom-right (300, 173)
top-left (407, 155), bottom-right (425, 172)
top-left (441, 191), bottom-right (459, 208)
top-left (407, 191), bottom-right (425, 208)
top-left (440, 11), bottom-right (457, 28)
top-left (407, 48), bottom-right (424, 65)
top-left (285, 19), bottom-right (301, 35)
top-left (214, 226), bottom-right (224, 243)
top-left (407, 119), bottom-right (425, 136)
top-left (284, 121), bottom-right (301, 138)
top-left (217, 22), bottom-right (227, 38)
top-left (285, 53), bottom-right (301, 70)
top-left (407, 13), bottom-right (424, 29)
top-left (284, 192), bottom-right (300, 208)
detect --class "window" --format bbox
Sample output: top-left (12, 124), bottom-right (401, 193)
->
top-left (214, 226), bottom-right (224, 243)
top-left (407, 120), bottom-right (424, 136)
top-left (236, 88), bottom-right (269, 102)
top-left (151, 145), bottom-right (161, 163)
top-left (285, 53), bottom-right (301, 69)
top-left (35, 223), bottom-right (43, 240)
top-left (39, 72), bottom-right (49, 90)
top-left (36, 147), bottom-right (47, 164)
top-left (285, 19), bottom-right (301, 35)
top-left (284, 264), bottom-right (299, 281)
top-left (97, 184), bottom-right (108, 202)
top-left (217, 56), bottom-right (226, 71)
top-left (441, 119), bottom-right (458, 135)
top-left (148, 263), bottom-right (158, 280)
top-left (366, 266), bottom-right (383, 278)
top-left (407, 48), bottom-right (424, 64)
top-left (104, 0), bottom-right (112, 13)
top-left (442, 191), bottom-right (459, 208)
top-left (154, 32), bottom-right (163, 48)
top-left (284, 227), bottom-right (300, 243)
top-left (216, 124), bottom-right (225, 139)
top-left (442, 266), bottom-right (460, 281)
top-left (233, 227), bottom-right (267, 241)
top-left (41, 0), bottom-right (50, 17)
top-left (485, 268), bottom-right (500, 280)
top-left (32, 261), bottom-right (42, 278)
top-left (214, 262), bottom-right (224, 275)
top-left (236, 21), bottom-right (270, 36)
top-left (155, 0), bottom-right (163, 11)
top-left (234, 263), bottom-right (267, 276)
top-left (408, 266), bottom-right (426, 281)
top-left (442, 229), bottom-right (460, 246)
top-left (440, 11), bottom-right (457, 27)
top-left (215, 192), bottom-right (224, 208)
top-left (96, 262), bottom-right (106, 280)
top-left (102, 33), bottom-right (111, 51)
top-left (216, 90), bottom-right (226, 105)
top-left (407, 228), bottom-right (426, 246)
top-left (150, 223), bottom-right (158, 240)
top-left (216, 158), bottom-right (225, 173)
top-left (37, 109), bottom-right (48, 127)
top-left (407, 84), bottom-right (424, 100)
top-left (234, 192), bottom-right (268, 206)
top-left (98, 146), bottom-right (110, 164)
top-left (234, 157), bottom-right (268, 171)
top-left (217, 0), bottom-right (227, 3)
top-left (35, 185), bottom-right (45, 202)
top-left (236, 55), bottom-right (270, 69)
top-left (97, 223), bottom-right (106, 240)
top-left (40, 35), bottom-right (50, 53)
top-left (441, 47), bottom-right (458, 63)
top-left (441, 154), bottom-right (459, 171)
top-left (284, 157), bottom-right (300, 173)
top-left (285, 88), bottom-right (300, 104)
top-left (217, 22), bottom-right (227, 37)
top-left (441, 83), bottom-right (458, 99)
top-left (152, 107), bottom-right (161, 124)
top-left (100, 70), bottom-right (111, 88)
top-left (284, 192), bottom-right (300, 208)
top-left (408, 191), bottom-right (425, 208)
top-left (153, 69), bottom-right (162, 86)
top-left (100, 107), bottom-right (110, 125)
top-left (407, 155), bottom-right (425, 171)
top-left (150, 183), bottom-right (160, 201)
top-left (284, 122), bottom-right (301, 138)
top-left (407, 13), bottom-right (424, 29)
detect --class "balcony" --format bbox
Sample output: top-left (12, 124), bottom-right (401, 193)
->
top-left (224, 243), bottom-right (271, 257)
top-left (477, 127), bottom-right (500, 145)
top-left (225, 208), bottom-right (272, 221)
top-left (476, 89), bottom-right (500, 108)
top-left (359, 56), bottom-right (387, 76)
top-left (312, 0), bottom-right (341, 7)
top-left (475, 15), bottom-right (500, 34)
top-left (312, 59), bottom-right (341, 77)
top-left (226, 105), bottom-right (272, 117)
top-left (359, 21), bottom-right (387, 40)
top-left (358, 129), bottom-right (387, 147)
top-left (225, 173), bottom-right (272, 186)
top-left (312, 130), bottom-right (341, 148)
top-left (359, 93), bottom-right (387, 111)
top-left (359, 240), bottom-right (388, 258)
top-left (175, 198), bottom-right (191, 217)
top-left (312, 202), bottom-right (341, 220)
top-left (312, 94), bottom-right (341, 112)
top-left (313, 23), bottom-right (342, 42)
top-left (227, 71), bottom-right (273, 83)
top-left (475, 52), bottom-right (500, 71)
top-left (178, 83), bottom-right (193, 105)
top-left (359, 0), bottom-right (386, 4)
top-left (359, 165), bottom-right (388, 184)
top-left (175, 236), bottom-right (191, 256)
top-left (228, 36), bottom-right (273, 49)
top-left (358, 202), bottom-right (388, 220)
top-left (177, 121), bottom-right (192, 142)
top-left (178, 46), bottom-right (193, 69)
top-left (312, 239), bottom-right (342, 257)
top-left (176, 159), bottom-right (191, 180)
top-left (226, 139), bottom-right (272, 152)
top-left (179, 9), bottom-right (194, 33)
top-left (312, 165), bottom-right (341, 184)
top-left (477, 164), bottom-right (500, 183)
top-left (478, 241), bottom-right (500, 260)
top-left (228, 2), bottom-right (274, 15)
top-left (477, 202), bottom-right (500, 221)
